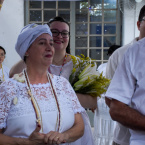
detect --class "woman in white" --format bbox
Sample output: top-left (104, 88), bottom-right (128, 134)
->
top-left (9, 16), bottom-right (95, 145)
top-left (0, 23), bottom-right (85, 145)
top-left (0, 46), bottom-right (10, 84)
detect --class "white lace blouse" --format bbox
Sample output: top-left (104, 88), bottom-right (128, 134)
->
top-left (0, 74), bottom-right (85, 144)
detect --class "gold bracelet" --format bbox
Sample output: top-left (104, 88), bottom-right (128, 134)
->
top-left (0, 4), bottom-right (2, 8)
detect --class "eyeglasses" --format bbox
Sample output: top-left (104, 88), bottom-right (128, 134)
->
top-left (51, 29), bottom-right (70, 38)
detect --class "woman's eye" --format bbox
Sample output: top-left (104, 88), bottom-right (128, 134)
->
top-left (52, 31), bottom-right (58, 34)
top-left (62, 32), bottom-right (67, 35)
top-left (40, 42), bottom-right (45, 45)
top-left (50, 43), bottom-right (54, 46)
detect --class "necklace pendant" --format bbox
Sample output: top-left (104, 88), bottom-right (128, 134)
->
top-left (13, 97), bottom-right (18, 105)
top-left (36, 117), bottom-right (40, 123)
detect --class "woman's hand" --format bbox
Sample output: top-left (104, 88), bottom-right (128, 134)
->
top-left (44, 113), bottom-right (84, 144)
top-left (29, 124), bottom-right (45, 145)
top-left (0, 125), bottom-right (46, 145)
top-left (77, 93), bottom-right (97, 110)
top-left (44, 131), bottom-right (67, 145)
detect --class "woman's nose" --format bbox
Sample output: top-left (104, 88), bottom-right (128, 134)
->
top-left (45, 43), bottom-right (53, 51)
top-left (57, 32), bottom-right (63, 38)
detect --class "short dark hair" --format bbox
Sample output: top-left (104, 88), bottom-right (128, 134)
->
top-left (47, 16), bottom-right (70, 54)
top-left (107, 44), bottom-right (121, 56)
top-left (138, 5), bottom-right (145, 22)
top-left (0, 46), bottom-right (6, 54)
top-left (47, 16), bottom-right (70, 27)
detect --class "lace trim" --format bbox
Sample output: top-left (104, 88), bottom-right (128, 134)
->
top-left (0, 74), bottom-right (84, 129)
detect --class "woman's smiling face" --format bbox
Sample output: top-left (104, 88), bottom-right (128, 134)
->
top-left (50, 21), bottom-right (69, 52)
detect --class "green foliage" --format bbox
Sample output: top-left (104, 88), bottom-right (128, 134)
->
top-left (69, 55), bottom-right (110, 98)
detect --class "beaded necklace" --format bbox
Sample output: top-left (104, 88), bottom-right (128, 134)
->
top-left (0, 64), bottom-right (5, 83)
top-left (50, 54), bottom-right (67, 76)
top-left (59, 54), bottom-right (67, 76)
top-left (23, 69), bottom-right (61, 133)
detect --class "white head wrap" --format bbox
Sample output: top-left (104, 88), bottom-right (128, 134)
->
top-left (15, 23), bottom-right (52, 60)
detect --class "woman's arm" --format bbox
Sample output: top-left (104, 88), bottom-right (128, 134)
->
top-left (43, 113), bottom-right (84, 145)
top-left (0, 125), bottom-right (45, 145)
top-left (62, 113), bottom-right (84, 142)
top-left (9, 60), bottom-right (26, 78)
top-left (77, 93), bottom-right (97, 109)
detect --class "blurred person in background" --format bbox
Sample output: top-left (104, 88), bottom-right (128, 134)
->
top-left (93, 44), bottom-right (121, 145)
top-left (0, 46), bottom-right (10, 84)
top-left (97, 45), bottom-right (121, 76)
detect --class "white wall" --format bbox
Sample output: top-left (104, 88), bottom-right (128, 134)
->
top-left (122, 1), bottom-right (145, 45)
top-left (0, 0), bottom-right (24, 69)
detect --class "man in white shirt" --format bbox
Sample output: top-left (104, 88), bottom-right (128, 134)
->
top-left (105, 5), bottom-right (145, 145)
top-left (106, 37), bottom-right (145, 145)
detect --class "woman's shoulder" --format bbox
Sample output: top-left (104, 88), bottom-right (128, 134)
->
top-left (12, 72), bottom-right (25, 83)
top-left (0, 77), bottom-right (17, 90)
top-left (51, 74), bottom-right (72, 87)
top-left (1, 72), bottom-right (26, 89)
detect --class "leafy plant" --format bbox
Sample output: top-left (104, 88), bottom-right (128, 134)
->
top-left (69, 54), bottom-right (110, 97)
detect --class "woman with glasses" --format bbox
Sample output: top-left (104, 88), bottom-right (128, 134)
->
top-left (47, 16), bottom-right (95, 145)
top-left (0, 46), bottom-right (9, 84)
top-left (48, 16), bottom-right (96, 109)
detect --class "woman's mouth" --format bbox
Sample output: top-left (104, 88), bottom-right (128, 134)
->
top-left (45, 54), bottom-right (52, 58)
top-left (54, 40), bottom-right (64, 44)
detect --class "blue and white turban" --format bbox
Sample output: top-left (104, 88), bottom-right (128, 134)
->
top-left (15, 23), bottom-right (52, 60)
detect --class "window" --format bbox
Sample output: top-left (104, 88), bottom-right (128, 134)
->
top-left (25, 0), bottom-right (121, 66)
top-left (25, 0), bottom-right (121, 127)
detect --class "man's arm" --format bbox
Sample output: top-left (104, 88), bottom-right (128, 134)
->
top-left (109, 99), bottom-right (145, 131)
top-left (105, 97), bottom-right (111, 108)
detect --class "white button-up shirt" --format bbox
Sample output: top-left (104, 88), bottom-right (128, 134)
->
top-left (106, 37), bottom-right (145, 145)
